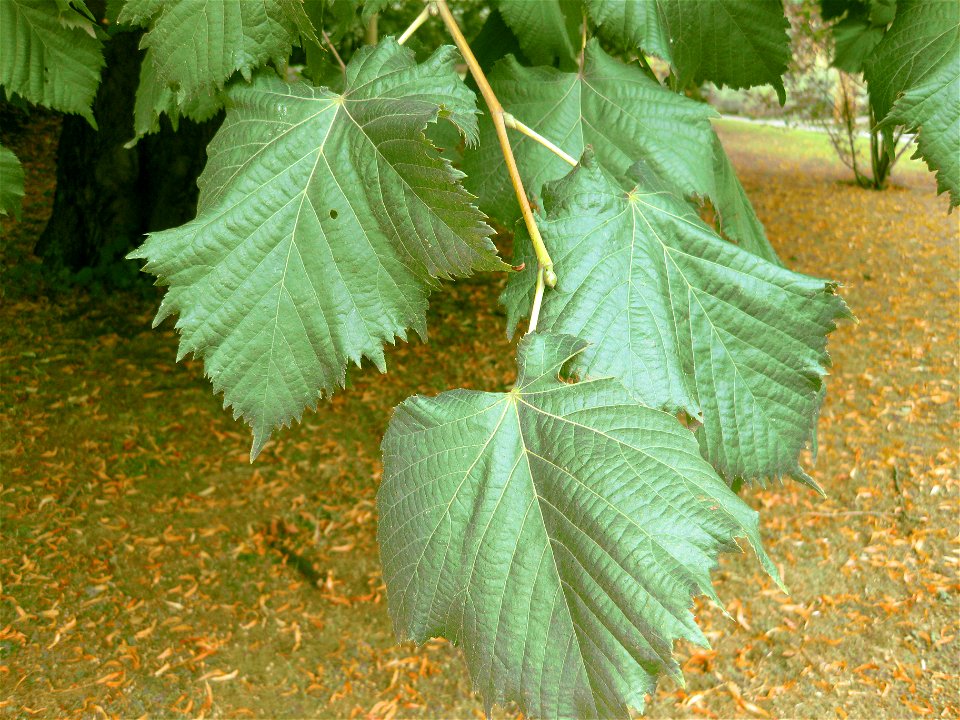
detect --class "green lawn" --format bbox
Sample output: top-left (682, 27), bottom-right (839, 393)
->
top-left (713, 117), bottom-right (930, 179)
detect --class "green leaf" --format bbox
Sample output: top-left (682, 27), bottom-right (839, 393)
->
top-left (868, 0), bottom-right (897, 26)
top-left (865, 0), bottom-right (959, 206)
top-left (0, 0), bottom-right (105, 124)
top-left (881, 60), bottom-right (960, 207)
top-left (824, 0), bottom-right (895, 74)
top-left (865, 0), bottom-right (958, 122)
top-left (820, 0), bottom-right (896, 26)
top-left (585, 0), bottom-right (791, 103)
top-left (379, 331), bottom-right (781, 719)
top-left (496, 0), bottom-right (581, 69)
top-left (467, 7), bottom-right (527, 70)
top-left (0, 144), bottom-right (25, 220)
top-left (707, 136), bottom-right (782, 265)
top-left (361, 0), bottom-right (391, 24)
top-left (831, 16), bottom-right (885, 73)
top-left (502, 155), bottom-right (850, 486)
top-left (119, 0), bottom-right (316, 104)
top-left (104, 0), bottom-right (129, 24)
top-left (463, 41), bottom-right (779, 263)
top-left (587, 0), bottom-right (672, 58)
top-left (465, 42), bottom-right (714, 218)
top-left (53, 0), bottom-right (95, 28)
top-left (130, 40), bottom-right (504, 458)
top-left (130, 47), bottom-right (222, 145)
top-left (629, 136), bottom-right (782, 265)
top-left (116, 0), bottom-right (167, 26)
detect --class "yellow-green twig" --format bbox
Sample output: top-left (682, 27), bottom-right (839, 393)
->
top-left (434, 0), bottom-right (556, 287)
top-left (398, 3), bottom-right (435, 45)
top-left (502, 112), bottom-right (577, 167)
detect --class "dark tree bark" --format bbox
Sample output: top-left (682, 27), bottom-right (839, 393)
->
top-left (36, 29), bottom-right (222, 283)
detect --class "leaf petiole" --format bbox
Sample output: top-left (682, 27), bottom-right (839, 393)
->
top-left (527, 265), bottom-right (545, 334)
top-left (322, 30), bottom-right (346, 74)
top-left (502, 112), bottom-right (577, 167)
top-left (397, 3), bottom-right (436, 46)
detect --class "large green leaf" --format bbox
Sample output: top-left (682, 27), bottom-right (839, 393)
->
top-left (865, 0), bottom-right (960, 206)
top-left (586, 0), bottom-right (791, 102)
top-left (633, 136), bottom-right (783, 265)
top-left (0, 144), bottom-right (25, 220)
top-left (496, 0), bottom-right (581, 69)
top-left (463, 41), bottom-right (779, 263)
top-left (130, 40), bottom-right (504, 458)
top-left (503, 156), bottom-right (849, 486)
top-left (0, 0), bottom-right (104, 124)
top-left (378, 332), bottom-right (781, 719)
top-left (119, 0), bottom-right (316, 104)
top-left (863, 0), bottom-right (956, 121)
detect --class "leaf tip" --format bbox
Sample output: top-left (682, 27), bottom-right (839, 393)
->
top-left (794, 466), bottom-right (827, 498)
top-left (249, 431), bottom-right (270, 462)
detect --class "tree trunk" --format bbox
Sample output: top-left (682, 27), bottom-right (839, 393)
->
top-left (35, 29), bottom-right (222, 285)
top-left (869, 108), bottom-right (892, 190)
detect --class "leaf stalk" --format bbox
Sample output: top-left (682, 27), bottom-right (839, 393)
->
top-left (528, 265), bottom-right (546, 334)
top-left (322, 30), bottom-right (346, 75)
top-left (398, 3), bottom-right (436, 46)
top-left (502, 112), bottom-right (577, 167)
top-left (434, 0), bottom-right (556, 287)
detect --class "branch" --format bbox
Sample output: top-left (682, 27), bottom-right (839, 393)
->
top-left (892, 130), bottom-right (915, 164)
top-left (434, 0), bottom-right (556, 287)
top-left (322, 30), bottom-right (346, 75)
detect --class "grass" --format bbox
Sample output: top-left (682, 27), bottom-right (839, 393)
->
top-left (713, 117), bottom-right (931, 180)
top-left (1, 116), bottom-right (957, 719)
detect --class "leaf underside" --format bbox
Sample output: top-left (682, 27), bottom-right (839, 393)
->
top-left (586, 0), bottom-right (791, 103)
top-left (865, 0), bottom-right (960, 206)
top-left (463, 41), bottom-right (780, 264)
top-left (131, 47), bottom-right (222, 144)
top-left (884, 62), bottom-right (960, 207)
top-left (112, 5), bottom-right (859, 718)
top-left (119, 0), bottom-right (314, 104)
top-left (130, 40), bottom-right (504, 458)
top-left (0, 144), bottom-right (25, 220)
top-left (120, 0), bottom-right (318, 140)
top-left (378, 332), bottom-right (781, 720)
top-left (496, 0), bottom-right (582, 68)
top-left (0, 0), bottom-right (105, 124)
top-left (502, 155), bottom-right (850, 486)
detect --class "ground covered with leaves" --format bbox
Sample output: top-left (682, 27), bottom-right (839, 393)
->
top-left (1, 117), bottom-right (957, 719)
